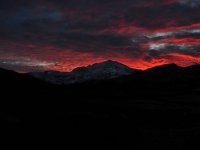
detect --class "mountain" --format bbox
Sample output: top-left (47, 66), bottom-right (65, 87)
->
top-left (2, 63), bottom-right (200, 150)
top-left (30, 60), bottom-right (139, 85)
top-left (0, 68), bottom-right (46, 86)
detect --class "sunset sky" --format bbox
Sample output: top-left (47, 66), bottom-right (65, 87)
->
top-left (1, 0), bottom-right (200, 72)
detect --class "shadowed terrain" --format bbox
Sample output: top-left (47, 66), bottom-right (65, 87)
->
top-left (1, 64), bottom-right (200, 150)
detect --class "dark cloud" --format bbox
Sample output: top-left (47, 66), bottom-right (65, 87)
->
top-left (178, 0), bottom-right (200, 8)
top-left (0, 0), bottom-right (200, 71)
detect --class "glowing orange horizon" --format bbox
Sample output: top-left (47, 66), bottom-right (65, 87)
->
top-left (44, 54), bottom-right (199, 72)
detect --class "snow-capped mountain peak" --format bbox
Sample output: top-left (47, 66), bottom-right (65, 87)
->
top-left (30, 60), bottom-right (138, 85)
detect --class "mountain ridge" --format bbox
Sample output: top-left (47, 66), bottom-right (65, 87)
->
top-left (30, 60), bottom-right (139, 85)
top-left (1, 61), bottom-right (200, 86)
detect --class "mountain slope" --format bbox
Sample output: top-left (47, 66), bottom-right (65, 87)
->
top-left (1, 64), bottom-right (200, 150)
top-left (30, 60), bottom-right (139, 84)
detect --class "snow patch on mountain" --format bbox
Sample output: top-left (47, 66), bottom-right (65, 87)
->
top-left (30, 60), bottom-right (138, 85)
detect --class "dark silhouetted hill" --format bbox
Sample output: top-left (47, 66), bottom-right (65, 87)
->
top-left (30, 60), bottom-right (138, 84)
top-left (1, 64), bottom-right (200, 150)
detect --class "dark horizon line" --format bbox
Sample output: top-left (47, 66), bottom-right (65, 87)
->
top-left (1, 60), bottom-right (199, 74)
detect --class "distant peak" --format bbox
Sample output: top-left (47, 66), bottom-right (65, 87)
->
top-left (29, 60), bottom-right (138, 85)
top-left (158, 63), bottom-right (179, 68)
top-left (145, 63), bottom-right (180, 72)
top-left (0, 68), bottom-right (16, 74)
top-left (93, 60), bottom-right (120, 65)
top-left (104, 60), bottom-right (119, 64)
top-left (91, 60), bottom-right (129, 67)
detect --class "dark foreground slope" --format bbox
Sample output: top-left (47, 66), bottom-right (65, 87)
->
top-left (1, 65), bottom-right (200, 150)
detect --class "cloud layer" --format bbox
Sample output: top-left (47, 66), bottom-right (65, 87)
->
top-left (0, 0), bottom-right (200, 72)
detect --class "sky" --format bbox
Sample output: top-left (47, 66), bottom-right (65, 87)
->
top-left (0, 0), bottom-right (200, 72)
